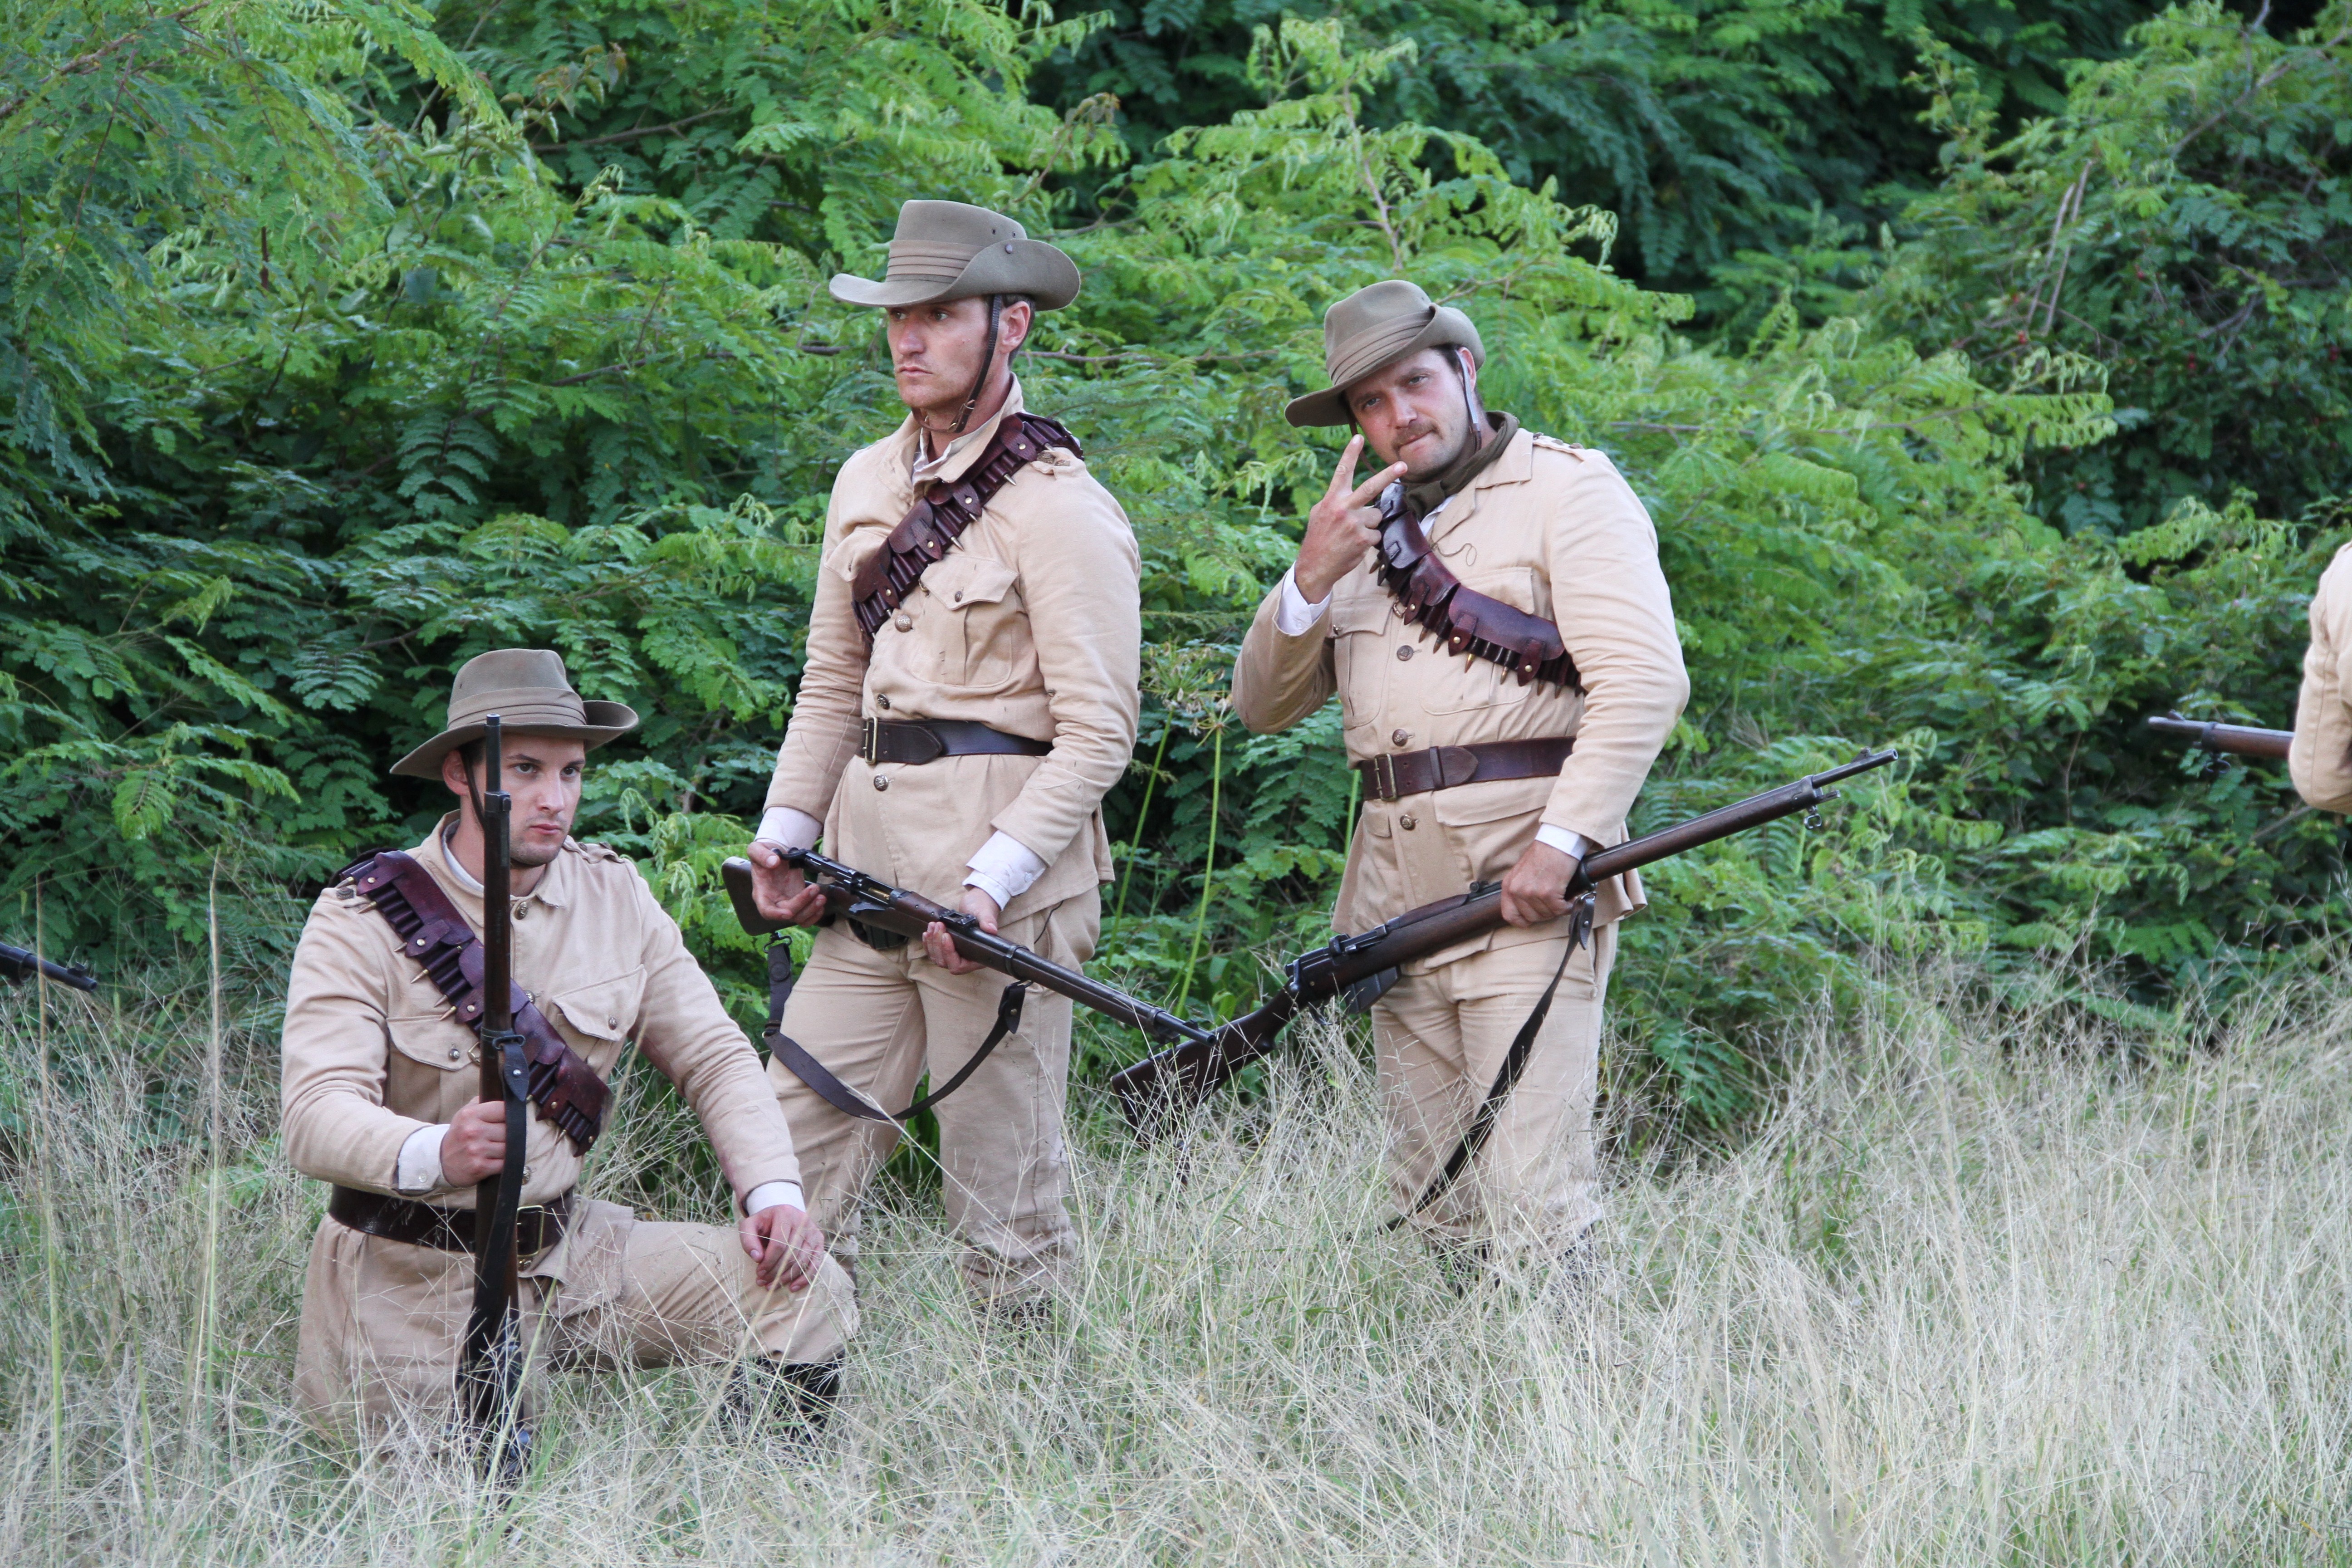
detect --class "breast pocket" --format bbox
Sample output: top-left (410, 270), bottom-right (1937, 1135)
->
top-left (1420, 567), bottom-right (1539, 716)
top-left (544, 967), bottom-right (646, 1071)
top-left (387, 1009), bottom-right (479, 1123)
top-left (1329, 592), bottom-right (1393, 732)
top-left (914, 552), bottom-right (1022, 688)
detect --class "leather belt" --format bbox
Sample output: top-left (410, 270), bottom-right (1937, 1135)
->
top-left (860, 717), bottom-right (1052, 766)
top-left (328, 1185), bottom-right (575, 1257)
top-left (1355, 737), bottom-right (1575, 802)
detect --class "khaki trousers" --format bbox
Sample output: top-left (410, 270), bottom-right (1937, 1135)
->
top-left (1374, 918), bottom-right (1616, 1259)
top-left (293, 1196), bottom-right (856, 1442)
top-left (768, 892), bottom-right (1095, 1302)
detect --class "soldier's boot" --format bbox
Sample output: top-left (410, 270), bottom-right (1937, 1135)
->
top-left (724, 1357), bottom-right (844, 1450)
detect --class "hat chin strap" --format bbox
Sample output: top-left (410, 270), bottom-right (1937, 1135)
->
top-left (950, 294), bottom-right (1006, 437)
top-left (1456, 346), bottom-right (1491, 446)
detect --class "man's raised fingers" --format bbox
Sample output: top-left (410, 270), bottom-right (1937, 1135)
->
top-left (1324, 434), bottom-right (1366, 497)
top-left (1348, 460), bottom-right (1408, 510)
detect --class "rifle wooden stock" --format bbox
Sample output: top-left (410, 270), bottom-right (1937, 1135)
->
top-left (721, 852), bottom-right (1210, 1048)
top-left (2146, 713), bottom-right (2292, 761)
top-left (1108, 749), bottom-right (1901, 1132)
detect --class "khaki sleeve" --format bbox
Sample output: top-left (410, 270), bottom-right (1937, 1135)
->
top-left (280, 893), bottom-right (429, 1194)
top-left (765, 482), bottom-right (867, 819)
top-left (990, 468), bottom-right (1143, 863)
top-left (1540, 453), bottom-right (1690, 841)
top-left (624, 873), bottom-right (802, 1205)
top-left (1232, 583), bottom-right (1338, 734)
top-left (2290, 544), bottom-right (2352, 812)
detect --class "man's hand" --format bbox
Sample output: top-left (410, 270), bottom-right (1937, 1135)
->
top-left (923, 887), bottom-right (1000, 975)
top-left (747, 838), bottom-right (827, 926)
top-left (1500, 838), bottom-right (1584, 929)
top-left (740, 1200), bottom-right (825, 1293)
top-left (1295, 435), bottom-right (1407, 603)
top-left (441, 1097), bottom-right (510, 1187)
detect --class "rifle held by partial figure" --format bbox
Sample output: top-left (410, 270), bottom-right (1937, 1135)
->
top-left (0, 942), bottom-right (97, 992)
top-left (722, 849), bottom-right (1209, 1049)
top-left (2146, 712), bottom-right (2292, 761)
top-left (1107, 748), bottom-right (1901, 1135)
top-left (456, 715), bottom-right (533, 1484)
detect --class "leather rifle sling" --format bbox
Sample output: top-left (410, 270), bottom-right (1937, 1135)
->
top-left (760, 939), bottom-right (1028, 1123)
top-left (344, 851), bottom-right (612, 1152)
top-left (1392, 894), bottom-right (1595, 1225)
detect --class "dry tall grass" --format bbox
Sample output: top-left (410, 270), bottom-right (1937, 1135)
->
top-left (2, 961), bottom-right (2347, 1565)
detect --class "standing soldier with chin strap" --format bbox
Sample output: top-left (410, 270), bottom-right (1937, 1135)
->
top-left (1233, 280), bottom-right (1689, 1279)
top-left (745, 201), bottom-right (1140, 1311)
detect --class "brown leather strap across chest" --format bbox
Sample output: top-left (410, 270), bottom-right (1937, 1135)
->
top-left (851, 413), bottom-right (1082, 641)
top-left (342, 851), bottom-right (612, 1153)
top-left (1356, 736), bottom-right (1576, 802)
top-left (861, 717), bottom-right (1053, 766)
top-left (1373, 491), bottom-right (1580, 690)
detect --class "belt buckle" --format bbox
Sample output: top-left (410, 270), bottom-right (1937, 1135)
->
top-left (516, 1203), bottom-right (551, 1252)
top-left (861, 716), bottom-right (881, 764)
top-left (1373, 753), bottom-right (1400, 801)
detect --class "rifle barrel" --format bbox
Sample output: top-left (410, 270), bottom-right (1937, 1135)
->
top-left (2146, 714), bottom-right (2292, 761)
top-left (0, 941), bottom-right (98, 992)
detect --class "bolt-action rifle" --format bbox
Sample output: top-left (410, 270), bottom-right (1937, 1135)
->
top-left (456, 716), bottom-right (532, 1484)
top-left (722, 848), bottom-right (1210, 1049)
top-left (0, 943), bottom-right (97, 991)
top-left (2146, 713), bottom-right (2292, 761)
top-left (1108, 749), bottom-right (1901, 1135)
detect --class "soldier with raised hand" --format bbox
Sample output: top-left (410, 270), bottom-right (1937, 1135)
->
top-left (283, 650), bottom-right (856, 1446)
top-left (1234, 280), bottom-right (1689, 1278)
top-left (745, 201), bottom-right (1141, 1311)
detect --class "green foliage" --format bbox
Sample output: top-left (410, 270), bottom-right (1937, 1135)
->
top-left (2, 0), bottom-right (2344, 1130)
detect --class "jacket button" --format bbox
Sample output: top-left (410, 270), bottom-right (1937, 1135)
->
top-left (447, 1047), bottom-right (461, 1060)
top-left (606, 1015), bottom-right (619, 1029)
top-left (513, 904), bottom-right (527, 921)
top-left (1399, 813), bottom-right (1418, 830)
top-left (876, 694), bottom-right (891, 710)
top-left (954, 589), bottom-right (964, 602)
top-left (873, 775), bottom-right (890, 792)
top-left (1396, 646), bottom-right (1414, 661)
top-left (1391, 729), bottom-right (1411, 747)
top-left (893, 612), bottom-right (914, 632)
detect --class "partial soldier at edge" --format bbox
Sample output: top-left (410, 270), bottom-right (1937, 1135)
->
top-left (745, 200), bottom-right (1142, 1308)
top-left (2291, 542), bottom-right (2352, 809)
top-left (1233, 279), bottom-right (1690, 1277)
top-left (283, 649), bottom-right (855, 1446)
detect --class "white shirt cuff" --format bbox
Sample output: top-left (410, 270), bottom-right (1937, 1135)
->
top-left (1274, 567), bottom-right (1331, 637)
top-left (745, 1180), bottom-right (805, 1215)
top-left (964, 830), bottom-right (1048, 910)
top-left (1537, 825), bottom-right (1593, 862)
top-left (755, 806), bottom-right (823, 852)
top-left (395, 1123), bottom-right (448, 1195)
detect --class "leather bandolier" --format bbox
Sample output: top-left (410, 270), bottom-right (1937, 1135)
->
top-left (343, 851), bottom-right (611, 1153)
top-left (851, 413), bottom-right (1082, 640)
top-left (1373, 487), bottom-right (1581, 691)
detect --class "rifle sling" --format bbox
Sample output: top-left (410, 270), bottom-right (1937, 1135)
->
top-left (761, 939), bottom-right (1028, 1122)
top-left (850, 413), bottom-right (1082, 641)
top-left (1393, 893), bottom-right (1595, 1225)
top-left (1374, 491), bottom-right (1581, 691)
top-left (344, 851), bottom-right (612, 1154)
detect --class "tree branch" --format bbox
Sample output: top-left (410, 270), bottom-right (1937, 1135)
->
top-left (530, 107), bottom-right (731, 153)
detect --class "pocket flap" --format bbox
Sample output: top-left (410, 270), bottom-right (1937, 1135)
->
top-left (928, 552), bottom-right (1018, 609)
top-left (387, 1011), bottom-right (475, 1071)
top-left (1331, 591), bottom-right (1392, 635)
top-left (546, 968), bottom-right (646, 1043)
top-left (1431, 775), bottom-right (1553, 829)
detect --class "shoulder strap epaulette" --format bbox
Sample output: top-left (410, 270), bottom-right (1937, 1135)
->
top-left (849, 413), bottom-right (1082, 642)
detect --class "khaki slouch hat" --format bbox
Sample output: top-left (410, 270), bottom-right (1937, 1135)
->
top-left (390, 648), bottom-right (638, 779)
top-left (1285, 279), bottom-right (1487, 427)
top-left (829, 200), bottom-right (1081, 311)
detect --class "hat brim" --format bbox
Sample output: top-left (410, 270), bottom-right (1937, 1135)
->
top-left (1284, 305), bottom-right (1486, 427)
top-left (388, 701), bottom-right (639, 780)
top-left (829, 239), bottom-right (1080, 311)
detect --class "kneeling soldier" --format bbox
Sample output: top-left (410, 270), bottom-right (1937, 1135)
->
top-left (1235, 281), bottom-right (1689, 1273)
top-left (284, 650), bottom-right (855, 1444)
top-left (2292, 543), bottom-right (2352, 810)
top-left (746, 200), bottom-right (1140, 1307)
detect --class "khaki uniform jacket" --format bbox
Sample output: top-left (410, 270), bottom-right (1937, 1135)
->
top-left (282, 820), bottom-right (803, 1209)
top-left (765, 379), bottom-right (1142, 916)
top-left (2291, 541), bottom-right (2352, 811)
top-left (1234, 428), bottom-right (1688, 959)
